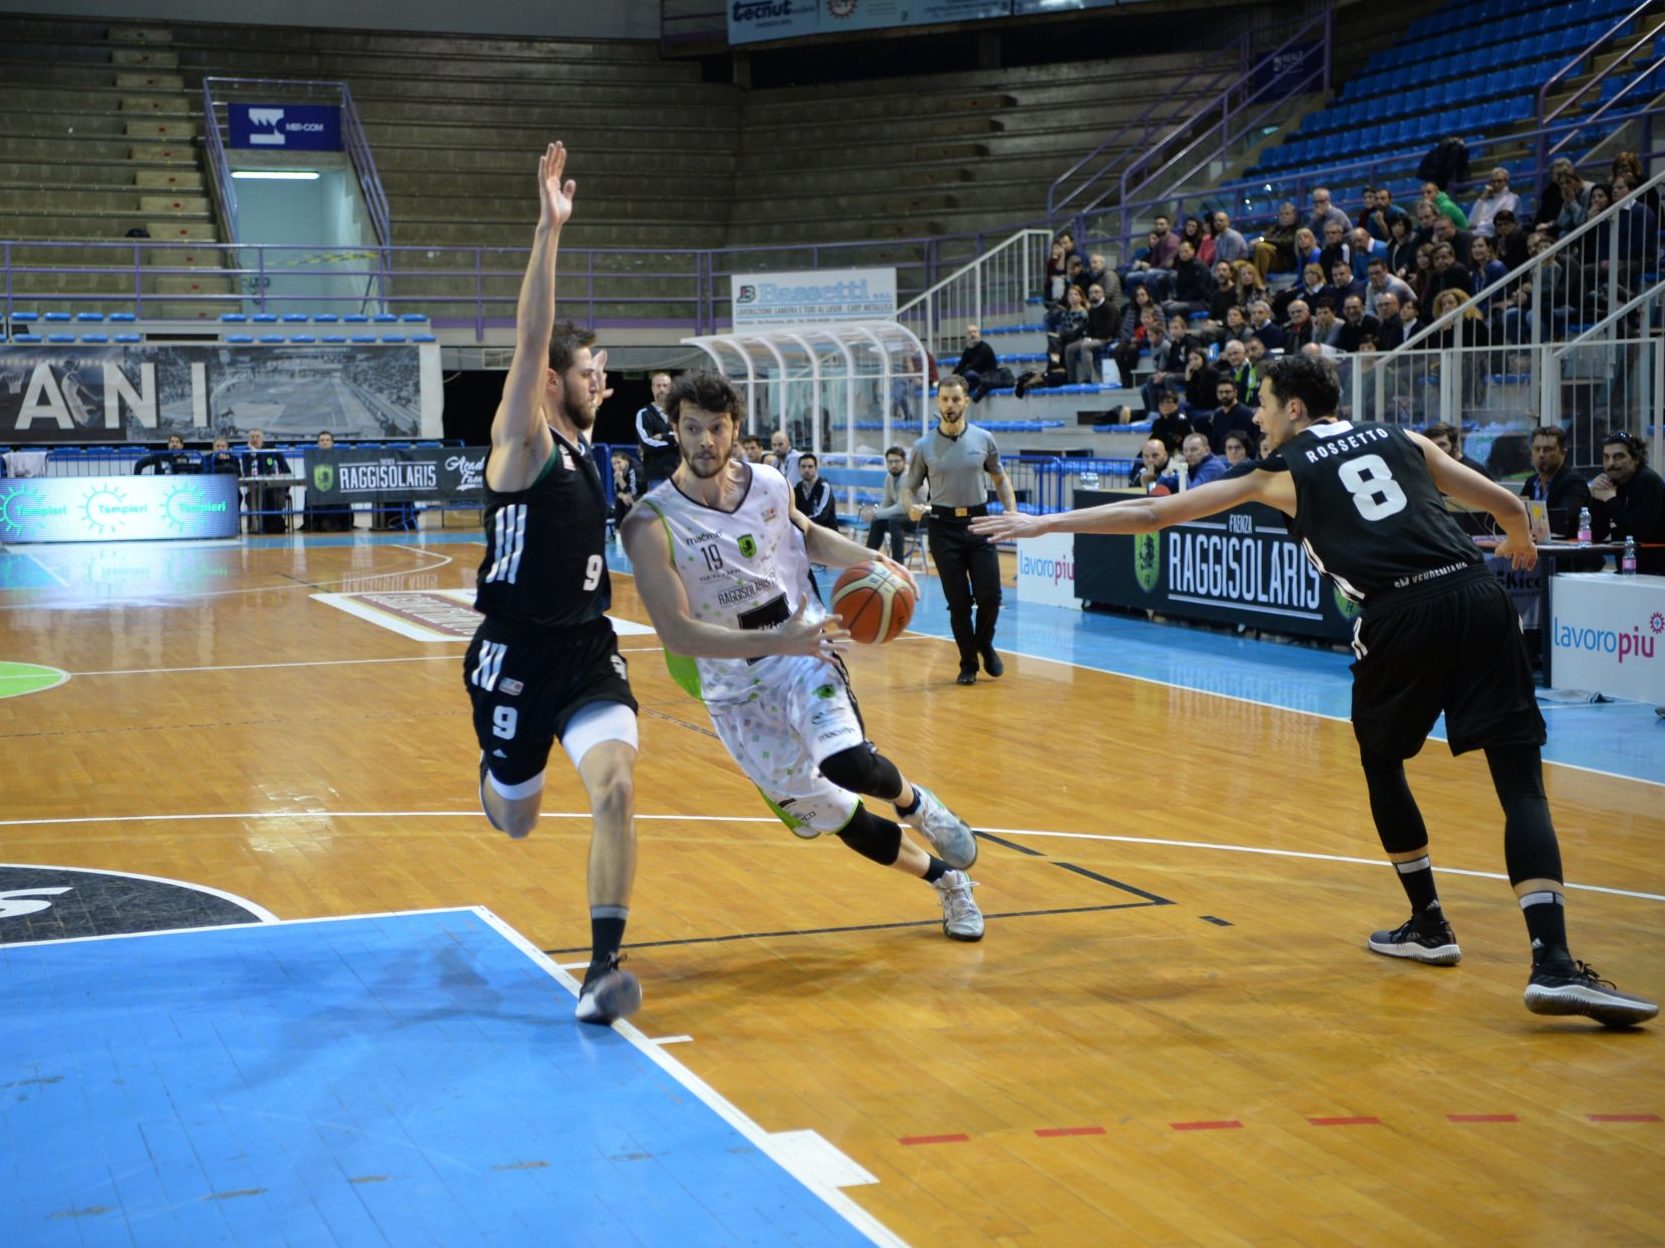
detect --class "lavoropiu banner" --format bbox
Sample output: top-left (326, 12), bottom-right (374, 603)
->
top-left (307, 445), bottom-right (488, 504)
top-left (0, 343), bottom-right (441, 445)
top-left (730, 268), bottom-right (897, 329)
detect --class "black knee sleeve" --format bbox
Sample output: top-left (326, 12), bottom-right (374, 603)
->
top-left (818, 744), bottom-right (904, 803)
top-left (1360, 750), bottom-right (1429, 855)
top-left (836, 806), bottom-right (904, 867)
top-left (1485, 744), bottom-right (1564, 886)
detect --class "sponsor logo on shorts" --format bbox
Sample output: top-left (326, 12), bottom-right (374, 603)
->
top-left (500, 678), bottom-right (524, 696)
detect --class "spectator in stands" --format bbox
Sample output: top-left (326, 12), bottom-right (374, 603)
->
top-left (1194, 377), bottom-right (1257, 455)
top-left (1430, 243), bottom-right (1471, 302)
top-left (1038, 285), bottom-right (1089, 385)
top-left (1147, 389), bottom-right (1192, 453)
top-left (1283, 299), bottom-right (1316, 351)
top-left (1110, 299), bottom-right (1161, 391)
top-left (134, 433), bottom-right (197, 475)
top-left (1533, 157), bottom-right (1575, 231)
top-left (1134, 437), bottom-right (1172, 490)
top-left (1422, 181), bottom-right (1468, 230)
top-left (1309, 187), bottom-right (1350, 239)
top-left (955, 324), bottom-right (1001, 402)
top-left (1077, 252), bottom-right (1117, 303)
top-left (1206, 261), bottom-right (1240, 326)
top-left (1364, 257), bottom-right (1414, 319)
top-left (1219, 338), bottom-right (1255, 397)
top-left (1329, 259), bottom-right (1365, 306)
top-left (1319, 220), bottom-right (1351, 274)
top-left (767, 429), bottom-right (802, 481)
top-left (1156, 432), bottom-right (1227, 491)
top-left (1468, 237), bottom-right (1508, 311)
top-left (1181, 347), bottom-right (1219, 411)
top-left (1247, 301), bottom-right (1285, 351)
top-left (636, 371), bottom-right (679, 487)
top-left (1221, 304), bottom-right (1251, 345)
top-left (1349, 227), bottom-right (1385, 281)
top-left (1385, 213), bottom-right (1418, 279)
top-left (1552, 166), bottom-right (1592, 236)
top-left (1293, 226), bottom-right (1322, 273)
top-left (1211, 211), bottom-right (1248, 266)
top-left (303, 430), bottom-right (353, 532)
top-left (1519, 425), bottom-right (1590, 541)
top-left (1410, 244), bottom-right (1439, 310)
top-left (1492, 209), bottom-right (1529, 270)
top-left (1411, 200), bottom-right (1440, 250)
top-left (1252, 201), bottom-right (1300, 277)
top-left (1162, 239), bottom-right (1212, 319)
top-left (1125, 214), bottom-right (1180, 296)
top-left (1233, 262), bottom-right (1264, 308)
top-left (864, 445), bottom-right (915, 563)
top-left (793, 453), bottom-right (838, 531)
top-left (1223, 428), bottom-right (1256, 468)
top-left (1468, 167), bottom-right (1518, 239)
top-left (1601, 173), bottom-right (1659, 297)
top-left (1430, 213), bottom-right (1475, 270)
top-left (1374, 292), bottom-right (1406, 349)
top-left (1245, 334), bottom-right (1271, 373)
top-left (1359, 186), bottom-right (1404, 241)
top-left (1180, 216), bottom-right (1205, 255)
top-left (1140, 314), bottom-right (1192, 411)
top-left (1501, 232), bottom-right (1568, 344)
top-left (240, 428), bottom-right (291, 535)
top-left (1275, 263), bottom-right (1329, 322)
top-left (1044, 240), bottom-right (1069, 303)
top-left (1397, 296), bottom-right (1423, 342)
top-left (203, 436), bottom-right (240, 475)
top-left (1612, 151), bottom-right (1660, 218)
top-left (1335, 295), bottom-right (1381, 354)
top-left (1428, 288), bottom-right (1489, 350)
top-left (610, 450), bottom-right (641, 528)
top-left (1309, 299), bottom-right (1341, 352)
top-left (1591, 431), bottom-right (1665, 573)
top-left (1066, 283), bottom-right (1119, 384)
top-left (740, 434), bottom-right (765, 463)
top-left (1197, 214), bottom-right (1218, 268)
top-left (1424, 421), bottom-right (1493, 479)
top-left (1118, 284), bottom-right (1156, 339)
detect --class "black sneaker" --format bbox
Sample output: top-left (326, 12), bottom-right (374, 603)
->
top-left (576, 953), bottom-right (642, 1026)
top-left (979, 646), bottom-right (1004, 677)
top-left (1525, 959), bottom-right (1658, 1028)
top-left (1367, 915), bottom-right (1461, 965)
top-left (956, 666), bottom-right (978, 685)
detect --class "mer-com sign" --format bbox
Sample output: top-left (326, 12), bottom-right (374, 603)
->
top-left (228, 104), bottom-right (342, 151)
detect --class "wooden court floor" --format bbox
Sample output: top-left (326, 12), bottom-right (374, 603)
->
top-left (2, 535), bottom-right (1661, 1247)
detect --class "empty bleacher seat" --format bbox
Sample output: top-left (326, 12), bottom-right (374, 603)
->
top-left (220, 313), bottom-right (248, 322)
top-left (75, 312), bottom-right (103, 323)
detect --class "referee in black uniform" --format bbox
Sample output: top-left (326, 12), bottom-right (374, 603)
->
top-left (974, 354), bottom-right (1655, 1028)
top-left (902, 372), bottom-right (1018, 685)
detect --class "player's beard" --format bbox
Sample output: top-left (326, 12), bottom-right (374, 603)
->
top-left (682, 445), bottom-right (729, 480)
top-left (564, 390), bottom-right (597, 433)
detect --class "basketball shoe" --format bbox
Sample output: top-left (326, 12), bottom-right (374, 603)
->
top-left (576, 953), bottom-right (642, 1026)
top-left (903, 786), bottom-right (978, 869)
top-left (1525, 958), bottom-right (1658, 1027)
top-left (1367, 914), bottom-right (1462, 965)
top-left (934, 871), bottom-right (984, 942)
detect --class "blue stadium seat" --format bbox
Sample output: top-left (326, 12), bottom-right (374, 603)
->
top-left (372, 314), bottom-right (398, 324)
top-left (281, 313), bottom-right (308, 323)
top-left (399, 313), bottom-right (428, 323)
top-left (350, 334), bottom-right (376, 343)
top-left (12, 333), bottom-right (42, 344)
top-left (44, 312), bottom-right (71, 323)
top-left (343, 314), bottom-right (369, 323)
top-left (80, 333), bottom-right (109, 343)
top-left (75, 312), bottom-right (104, 322)
top-left (46, 333), bottom-right (74, 343)
top-left (12, 311), bottom-right (37, 323)
top-left (410, 334), bottom-right (437, 343)
top-left (114, 334), bottom-right (141, 344)
top-left (220, 313), bottom-right (248, 322)
top-left (109, 312), bottom-right (136, 323)
top-left (252, 313), bottom-right (278, 323)
top-left (379, 335), bottom-right (407, 343)
top-left (225, 334), bottom-right (254, 343)
top-left (257, 334), bottom-right (285, 343)
top-left (313, 314), bottom-right (339, 323)
top-left (321, 334), bottom-right (347, 343)
top-left (289, 334), bottom-right (316, 343)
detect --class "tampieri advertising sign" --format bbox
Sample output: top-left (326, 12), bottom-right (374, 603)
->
top-left (730, 268), bottom-right (897, 329)
top-left (0, 474), bottom-right (241, 543)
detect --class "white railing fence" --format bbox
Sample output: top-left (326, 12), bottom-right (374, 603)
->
top-left (896, 228), bottom-right (1053, 365)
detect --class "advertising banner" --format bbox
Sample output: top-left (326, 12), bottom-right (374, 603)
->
top-left (1549, 572), bottom-right (1665, 702)
top-left (730, 267), bottom-right (897, 330)
top-left (1011, 0), bottom-right (1120, 12)
top-left (0, 343), bottom-right (438, 445)
top-left (228, 103), bottom-right (343, 151)
top-left (1072, 491), bottom-right (1360, 642)
top-left (306, 445), bottom-right (489, 504)
top-left (0, 473), bottom-right (241, 543)
top-left (728, 0), bottom-right (1012, 45)
top-left (1016, 530), bottom-right (1081, 609)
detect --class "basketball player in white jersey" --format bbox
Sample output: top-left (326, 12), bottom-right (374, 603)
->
top-left (619, 371), bottom-right (986, 940)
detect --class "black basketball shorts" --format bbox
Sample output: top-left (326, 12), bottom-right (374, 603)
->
top-left (1350, 569), bottom-right (1546, 761)
top-left (463, 616), bottom-right (638, 786)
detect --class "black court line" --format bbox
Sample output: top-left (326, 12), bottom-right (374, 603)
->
top-left (541, 900), bottom-right (1162, 955)
top-left (974, 830), bottom-right (1047, 857)
top-left (1048, 861), bottom-right (1175, 905)
top-left (1200, 915), bottom-right (1234, 927)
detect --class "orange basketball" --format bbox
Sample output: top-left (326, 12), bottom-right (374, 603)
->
top-left (831, 561), bottom-right (916, 644)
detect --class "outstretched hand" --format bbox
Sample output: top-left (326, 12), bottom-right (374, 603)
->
top-left (774, 597), bottom-right (850, 660)
top-left (592, 347), bottom-right (615, 407)
top-left (1495, 531), bottom-right (1539, 571)
top-left (537, 142), bottom-right (575, 230)
top-left (970, 512), bottom-right (1043, 542)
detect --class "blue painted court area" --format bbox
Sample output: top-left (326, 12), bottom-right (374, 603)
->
top-left (0, 909), bottom-right (893, 1248)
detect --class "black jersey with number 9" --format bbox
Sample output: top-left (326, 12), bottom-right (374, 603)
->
top-left (475, 430), bottom-right (612, 628)
top-left (1266, 420), bottom-right (1481, 606)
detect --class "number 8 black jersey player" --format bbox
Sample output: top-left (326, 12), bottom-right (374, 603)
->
top-left (972, 354), bottom-right (1655, 1028)
top-left (463, 141), bottom-right (642, 1026)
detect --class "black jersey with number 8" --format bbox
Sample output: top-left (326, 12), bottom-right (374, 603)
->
top-left (475, 431), bottom-right (612, 629)
top-left (1269, 420), bottom-right (1481, 607)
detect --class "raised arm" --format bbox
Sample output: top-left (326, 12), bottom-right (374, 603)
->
top-left (972, 469), bottom-right (1277, 542)
top-left (1410, 430), bottom-right (1537, 569)
top-left (490, 143), bottom-right (574, 471)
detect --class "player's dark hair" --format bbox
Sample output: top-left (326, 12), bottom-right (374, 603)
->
top-left (1262, 354), bottom-right (1339, 419)
top-left (1603, 430), bottom-right (1647, 463)
top-left (885, 445), bottom-right (906, 457)
top-left (937, 373), bottom-right (968, 394)
top-left (1530, 425), bottom-right (1567, 449)
top-left (665, 369), bottom-right (742, 422)
top-left (798, 452), bottom-right (817, 467)
top-left (547, 321), bottom-right (595, 375)
top-left (1423, 422), bottom-right (1459, 443)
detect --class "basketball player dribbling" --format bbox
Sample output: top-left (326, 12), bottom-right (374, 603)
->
top-left (462, 142), bottom-right (643, 1024)
top-left (618, 370), bottom-right (987, 941)
top-left (974, 354), bottom-right (1656, 1027)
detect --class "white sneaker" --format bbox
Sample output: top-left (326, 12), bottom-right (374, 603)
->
top-left (903, 785), bottom-right (978, 869)
top-left (575, 954), bottom-right (642, 1026)
top-left (933, 870), bottom-right (984, 942)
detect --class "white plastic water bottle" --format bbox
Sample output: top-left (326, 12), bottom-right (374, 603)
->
top-left (1622, 536), bottom-right (1637, 574)
top-left (1176, 459), bottom-right (1189, 493)
top-left (1576, 506), bottom-right (1592, 544)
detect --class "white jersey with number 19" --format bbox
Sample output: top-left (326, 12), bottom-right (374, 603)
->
top-left (638, 462), bottom-right (823, 706)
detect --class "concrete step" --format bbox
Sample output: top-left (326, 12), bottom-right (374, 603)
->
top-left (385, 220), bottom-right (726, 250)
top-left (119, 94), bottom-right (193, 116)
top-left (155, 272), bottom-right (236, 296)
top-left (0, 209), bottom-right (214, 239)
top-left (107, 25), bottom-right (175, 44)
top-left (139, 193), bottom-right (210, 215)
top-left (114, 70), bottom-right (185, 91)
top-left (124, 118), bottom-right (197, 140)
top-left (134, 168), bottom-right (205, 191)
top-left (358, 119), bottom-right (737, 151)
top-left (112, 47), bottom-right (178, 68)
top-left (372, 146), bottom-right (739, 178)
top-left (0, 163), bottom-right (201, 192)
top-left (392, 194), bottom-right (728, 227)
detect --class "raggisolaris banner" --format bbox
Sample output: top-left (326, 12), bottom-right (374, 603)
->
top-left (306, 445), bottom-right (489, 504)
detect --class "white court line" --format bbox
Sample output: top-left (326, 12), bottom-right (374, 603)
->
top-left (1, 548), bottom-right (71, 586)
top-left (0, 809), bottom-right (1658, 904)
top-left (475, 907), bottom-right (908, 1247)
top-left (65, 645), bottom-right (666, 679)
top-left (651, 1035), bottom-right (695, 1045)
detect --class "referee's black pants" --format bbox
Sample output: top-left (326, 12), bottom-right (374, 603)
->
top-left (928, 517), bottom-right (1001, 670)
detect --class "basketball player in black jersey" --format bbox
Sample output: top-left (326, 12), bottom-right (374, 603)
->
top-left (462, 142), bottom-right (642, 1026)
top-left (973, 355), bottom-right (1656, 1027)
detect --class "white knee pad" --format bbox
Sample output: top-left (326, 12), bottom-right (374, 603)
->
top-left (561, 701), bottom-right (639, 768)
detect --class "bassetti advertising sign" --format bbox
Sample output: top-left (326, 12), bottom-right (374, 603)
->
top-left (1548, 572), bottom-right (1665, 702)
top-left (0, 474), bottom-right (241, 543)
top-left (729, 267), bottom-right (897, 329)
top-left (0, 343), bottom-right (440, 445)
top-left (307, 445), bottom-right (489, 504)
top-left (1072, 491), bottom-right (1360, 642)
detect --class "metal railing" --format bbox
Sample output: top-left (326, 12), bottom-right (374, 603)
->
top-left (1537, 0), bottom-right (1665, 173)
top-left (894, 228), bottom-right (1053, 364)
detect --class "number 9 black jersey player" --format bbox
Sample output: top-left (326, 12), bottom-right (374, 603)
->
top-left (971, 354), bottom-right (1656, 1029)
top-left (462, 141), bottom-right (642, 1026)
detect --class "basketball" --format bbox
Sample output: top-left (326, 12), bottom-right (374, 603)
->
top-left (831, 561), bottom-right (915, 644)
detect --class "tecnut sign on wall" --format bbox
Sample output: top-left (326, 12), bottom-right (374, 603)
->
top-left (729, 268), bottom-right (897, 329)
top-left (727, 1), bottom-right (1063, 45)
